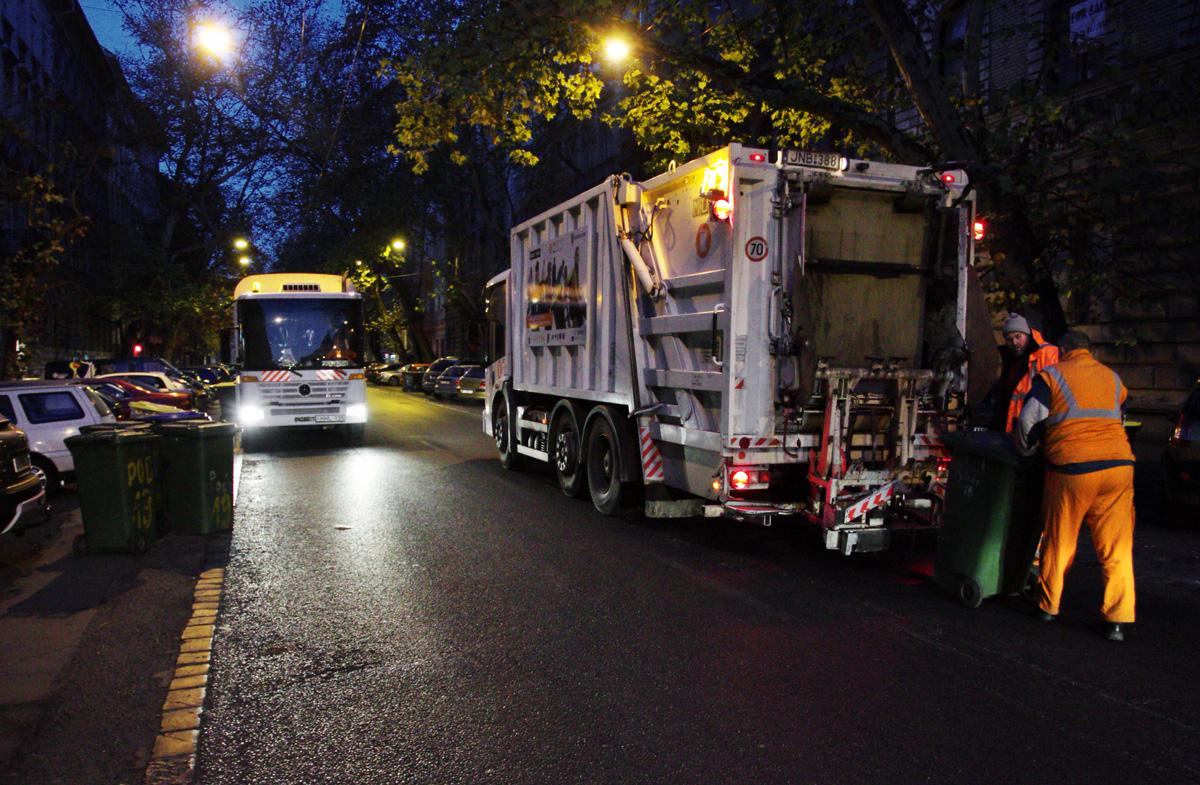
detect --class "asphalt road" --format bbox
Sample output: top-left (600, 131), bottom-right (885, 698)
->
top-left (193, 387), bottom-right (1200, 785)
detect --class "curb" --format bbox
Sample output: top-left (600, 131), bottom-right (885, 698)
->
top-left (142, 567), bottom-right (224, 785)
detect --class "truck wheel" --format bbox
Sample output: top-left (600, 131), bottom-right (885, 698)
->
top-left (586, 417), bottom-right (634, 515)
top-left (494, 392), bottom-right (521, 469)
top-left (550, 407), bottom-right (587, 498)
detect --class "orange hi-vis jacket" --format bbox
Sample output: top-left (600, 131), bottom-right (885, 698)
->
top-left (1037, 349), bottom-right (1134, 467)
top-left (1003, 329), bottom-right (1059, 432)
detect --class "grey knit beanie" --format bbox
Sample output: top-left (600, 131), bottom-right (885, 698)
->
top-left (1002, 313), bottom-right (1031, 336)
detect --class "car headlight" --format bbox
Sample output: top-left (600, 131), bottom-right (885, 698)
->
top-left (238, 404), bottom-right (265, 424)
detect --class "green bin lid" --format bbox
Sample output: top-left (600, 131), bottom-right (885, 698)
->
top-left (65, 426), bottom-right (159, 446)
top-left (151, 420), bottom-right (241, 439)
top-left (940, 430), bottom-right (1021, 466)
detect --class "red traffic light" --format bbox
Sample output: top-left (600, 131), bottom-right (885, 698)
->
top-left (132, 344), bottom-right (143, 356)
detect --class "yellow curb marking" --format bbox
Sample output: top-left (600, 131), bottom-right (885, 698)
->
top-left (161, 707), bottom-right (202, 732)
top-left (169, 674), bottom-right (208, 691)
top-left (162, 687), bottom-right (206, 712)
top-left (177, 651), bottom-right (211, 666)
top-left (179, 637), bottom-right (212, 653)
top-left (175, 663), bottom-right (210, 678)
top-left (152, 730), bottom-right (199, 757)
top-left (149, 568), bottom-right (226, 781)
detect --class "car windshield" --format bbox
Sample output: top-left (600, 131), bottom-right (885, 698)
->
top-left (464, 367), bottom-right (485, 378)
top-left (80, 386), bottom-right (114, 418)
top-left (441, 367), bottom-right (468, 380)
top-left (239, 297), bottom-right (364, 371)
top-left (90, 382), bottom-right (130, 400)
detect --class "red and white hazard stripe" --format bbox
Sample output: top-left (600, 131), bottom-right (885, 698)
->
top-left (843, 480), bottom-right (899, 522)
top-left (639, 425), bottom-right (664, 482)
top-left (913, 434), bottom-right (948, 456)
top-left (261, 370), bottom-right (292, 382)
top-left (727, 436), bottom-right (783, 448)
top-left (316, 369), bottom-right (347, 380)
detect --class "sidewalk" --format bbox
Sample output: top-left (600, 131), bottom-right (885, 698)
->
top-left (0, 488), bottom-right (232, 784)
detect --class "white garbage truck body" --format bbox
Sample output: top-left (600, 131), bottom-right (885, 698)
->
top-left (483, 144), bottom-right (988, 553)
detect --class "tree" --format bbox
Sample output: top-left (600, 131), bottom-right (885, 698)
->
top-left (380, 0), bottom-right (1200, 340)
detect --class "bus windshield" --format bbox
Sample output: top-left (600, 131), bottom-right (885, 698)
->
top-left (240, 297), bottom-right (364, 371)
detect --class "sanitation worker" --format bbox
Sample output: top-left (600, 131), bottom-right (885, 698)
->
top-left (1015, 331), bottom-right (1135, 642)
top-left (991, 313), bottom-right (1060, 432)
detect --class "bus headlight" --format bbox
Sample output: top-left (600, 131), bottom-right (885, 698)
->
top-left (239, 404), bottom-right (265, 424)
top-left (346, 403), bottom-right (367, 422)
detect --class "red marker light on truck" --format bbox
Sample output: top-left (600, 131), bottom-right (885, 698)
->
top-left (942, 173), bottom-right (956, 183)
top-left (730, 469), bottom-right (751, 490)
top-left (973, 220), bottom-right (986, 241)
top-left (712, 198), bottom-right (733, 221)
top-left (749, 153), bottom-right (766, 162)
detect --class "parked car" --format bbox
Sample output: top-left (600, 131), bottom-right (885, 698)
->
top-left (366, 362), bottom-right (403, 384)
top-left (455, 365), bottom-right (486, 402)
top-left (401, 363), bottom-right (429, 391)
top-left (0, 380), bottom-right (118, 489)
top-left (1164, 376), bottom-right (1200, 513)
top-left (92, 356), bottom-right (185, 377)
top-left (81, 378), bottom-right (198, 413)
top-left (0, 414), bottom-right (49, 535)
top-left (181, 366), bottom-right (222, 385)
top-left (432, 363), bottom-right (480, 399)
top-left (421, 358), bottom-right (461, 395)
top-left (95, 371), bottom-right (205, 401)
top-left (376, 365), bottom-right (407, 387)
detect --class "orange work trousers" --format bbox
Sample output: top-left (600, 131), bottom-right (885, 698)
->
top-left (1037, 465), bottom-right (1136, 623)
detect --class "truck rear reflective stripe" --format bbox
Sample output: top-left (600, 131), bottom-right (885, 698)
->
top-left (844, 481), bottom-right (899, 522)
top-left (639, 426), bottom-right (665, 482)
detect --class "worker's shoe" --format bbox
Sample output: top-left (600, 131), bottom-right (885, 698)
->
top-left (1026, 601), bottom-right (1056, 622)
top-left (1102, 622), bottom-right (1125, 642)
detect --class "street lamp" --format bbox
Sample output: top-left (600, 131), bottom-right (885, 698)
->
top-left (194, 21), bottom-right (233, 59)
top-left (234, 238), bottom-right (249, 250)
top-left (604, 38), bottom-right (630, 62)
top-left (239, 255), bottom-right (251, 266)
top-left (391, 239), bottom-right (405, 251)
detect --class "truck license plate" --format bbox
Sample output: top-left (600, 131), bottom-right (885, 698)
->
top-left (314, 415), bottom-right (345, 423)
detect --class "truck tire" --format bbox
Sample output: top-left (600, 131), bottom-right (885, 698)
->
top-left (493, 391), bottom-right (521, 469)
top-left (586, 416), bottom-right (636, 515)
top-left (550, 404), bottom-right (587, 498)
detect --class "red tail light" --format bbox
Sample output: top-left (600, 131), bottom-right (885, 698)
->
top-left (1170, 412), bottom-right (1192, 447)
top-left (730, 469), bottom-right (751, 490)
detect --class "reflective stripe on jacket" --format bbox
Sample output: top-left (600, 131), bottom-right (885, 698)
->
top-left (1037, 349), bottom-right (1134, 466)
top-left (1004, 328), bottom-right (1059, 432)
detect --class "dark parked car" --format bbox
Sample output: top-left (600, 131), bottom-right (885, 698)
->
top-left (456, 366), bottom-right (487, 402)
top-left (181, 366), bottom-right (222, 385)
top-left (0, 414), bottom-right (48, 535)
top-left (1164, 376), bottom-right (1200, 513)
top-left (432, 364), bottom-right (480, 399)
top-left (421, 358), bottom-right (460, 395)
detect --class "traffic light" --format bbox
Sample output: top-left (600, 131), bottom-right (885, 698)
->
top-left (132, 344), bottom-right (143, 356)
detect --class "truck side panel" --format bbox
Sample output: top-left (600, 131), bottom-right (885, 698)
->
top-left (510, 182), bottom-right (634, 408)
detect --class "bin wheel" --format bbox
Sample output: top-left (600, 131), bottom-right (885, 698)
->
top-left (72, 534), bottom-right (89, 558)
top-left (958, 577), bottom-right (983, 608)
top-left (128, 532), bottom-right (150, 556)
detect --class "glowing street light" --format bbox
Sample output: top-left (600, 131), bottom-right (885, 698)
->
top-left (604, 38), bottom-right (630, 62)
top-left (194, 22), bottom-right (233, 58)
top-left (391, 239), bottom-right (405, 251)
top-left (234, 238), bottom-right (249, 250)
top-left (239, 256), bottom-right (251, 266)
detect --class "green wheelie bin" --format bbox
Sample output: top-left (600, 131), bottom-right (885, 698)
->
top-left (933, 431), bottom-right (1044, 608)
top-left (152, 421), bottom-right (239, 534)
top-left (65, 424), bottom-right (162, 556)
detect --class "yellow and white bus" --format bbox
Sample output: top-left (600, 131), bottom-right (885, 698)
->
top-left (227, 273), bottom-right (367, 440)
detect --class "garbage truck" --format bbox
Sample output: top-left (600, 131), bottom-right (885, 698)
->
top-left (482, 144), bottom-right (993, 553)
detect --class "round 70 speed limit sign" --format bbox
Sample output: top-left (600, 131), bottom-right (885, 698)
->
top-left (745, 237), bottom-right (769, 262)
